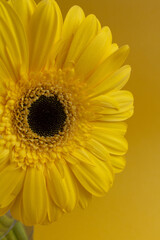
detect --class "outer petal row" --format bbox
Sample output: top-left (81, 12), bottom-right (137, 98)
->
top-left (10, 167), bottom-right (63, 225)
top-left (69, 150), bottom-right (114, 197)
top-left (29, 0), bottom-right (63, 71)
top-left (0, 0), bottom-right (63, 81)
top-left (54, 6), bottom-right (85, 69)
top-left (94, 90), bottom-right (134, 121)
top-left (67, 148), bottom-right (114, 197)
top-left (0, 163), bottom-right (25, 209)
top-left (75, 27), bottom-right (112, 78)
top-left (88, 65), bottom-right (131, 98)
top-left (0, 0), bottom-right (29, 81)
top-left (46, 160), bottom-right (77, 213)
top-left (86, 45), bottom-right (130, 88)
top-left (64, 14), bottom-right (101, 66)
top-left (8, 0), bottom-right (36, 32)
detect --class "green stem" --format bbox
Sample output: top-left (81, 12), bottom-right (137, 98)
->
top-left (6, 230), bottom-right (17, 240)
top-left (0, 215), bottom-right (15, 239)
top-left (13, 222), bottom-right (28, 240)
top-left (0, 222), bottom-right (8, 232)
top-left (0, 216), bottom-right (13, 228)
top-left (0, 215), bottom-right (29, 240)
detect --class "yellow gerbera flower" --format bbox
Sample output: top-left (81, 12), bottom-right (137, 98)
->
top-left (0, 0), bottom-right (134, 225)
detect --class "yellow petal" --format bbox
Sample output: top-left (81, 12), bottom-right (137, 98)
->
top-left (46, 162), bottom-right (68, 209)
top-left (45, 41), bottom-right (62, 70)
top-left (0, 81), bottom-right (6, 96)
top-left (75, 27), bottom-right (112, 77)
top-left (110, 155), bottom-right (126, 173)
top-left (70, 148), bottom-right (97, 166)
top-left (0, 58), bottom-right (11, 95)
top-left (9, 0), bottom-right (36, 33)
top-left (86, 45), bottom-right (129, 87)
top-left (55, 6), bottom-right (85, 68)
top-left (91, 122), bottom-right (128, 135)
top-left (96, 90), bottom-right (134, 121)
top-left (22, 167), bottom-right (48, 225)
top-left (44, 0), bottom-right (63, 69)
top-left (0, 201), bottom-right (14, 216)
top-left (77, 181), bottom-right (92, 209)
top-left (100, 42), bottom-right (119, 63)
top-left (0, 148), bottom-right (10, 161)
top-left (0, 164), bottom-right (25, 208)
top-left (84, 138), bottom-right (111, 162)
top-left (91, 124), bottom-right (128, 155)
top-left (0, 0), bottom-right (29, 80)
top-left (89, 65), bottom-right (131, 98)
top-left (90, 94), bottom-right (119, 110)
top-left (0, 148), bottom-right (10, 172)
top-left (106, 43), bottom-right (119, 57)
top-left (49, 0), bottom-right (63, 44)
top-left (10, 191), bottom-right (23, 223)
top-left (46, 160), bottom-right (77, 212)
top-left (29, 0), bottom-right (63, 71)
top-left (98, 112), bottom-right (133, 122)
top-left (69, 150), bottom-right (113, 197)
top-left (64, 14), bottom-right (101, 66)
top-left (46, 195), bottom-right (63, 224)
top-left (62, 5), bottom-right (85, 40)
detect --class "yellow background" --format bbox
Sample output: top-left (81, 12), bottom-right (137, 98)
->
top-left (34, 0), bottom-right (160, 239)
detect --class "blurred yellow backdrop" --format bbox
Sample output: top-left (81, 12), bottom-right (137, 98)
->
top-left (34, 0), bottom-right (160, 239)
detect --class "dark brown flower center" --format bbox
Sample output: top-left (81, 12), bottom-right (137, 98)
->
top-left (27, 95), bottom-right (67, 137)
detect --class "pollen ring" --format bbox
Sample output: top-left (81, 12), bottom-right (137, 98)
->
top-left (12, 85), bottom-right (76, 150)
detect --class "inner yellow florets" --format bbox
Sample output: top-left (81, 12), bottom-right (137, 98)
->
top-left (0, 68), bottom-right (91, 169)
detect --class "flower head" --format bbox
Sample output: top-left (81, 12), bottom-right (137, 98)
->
top-left (0, 0), bottom-right (133, 225)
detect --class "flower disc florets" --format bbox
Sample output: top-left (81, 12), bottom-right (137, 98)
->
top-left (13, 83), bottom-right (75, 149)
top-left (0, 69), bottom-right (91, 168)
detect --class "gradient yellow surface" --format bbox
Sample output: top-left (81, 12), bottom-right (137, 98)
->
top-left (34, 0), bottom-right (160, 239)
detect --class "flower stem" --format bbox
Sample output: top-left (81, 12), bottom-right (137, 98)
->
top-left (0, 215), bottom-right (30, 240)
top-left (12, 222), bottom-right (28, 240)
top-left (0, 222), bottom-right (8, 232)
top-left (6, 230), bottom-right (17, 240)
top-left (0, 216), bottom-right (13, 228)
